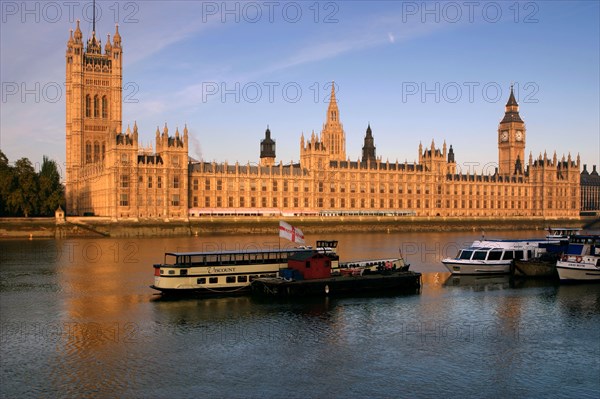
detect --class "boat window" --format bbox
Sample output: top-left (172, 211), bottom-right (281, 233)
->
top-left (206, 255), bottom-right (219, 264)
top-left (472, 251), bottom-right (487, 260)
top-left (566, 244), bottom-right (584, 255)
top-left (190, 255), bottom-right (203, 266)
top-left (249, 275), bottom-right (258, 281)
top-left (226, 276), bottom-right (236, 283)
top-left (237, 276), bottom-right (248, 283)
top-left (515, 251), bottom-right (524, 260)
top-left (197, 278), bottom-right (206, 284)
top-left (164, 254), bottom-right (178, 266)
top-left (180, 269), bottom-right (187, 276)
top-left (209, 277), bottom-right (218, 284)
top-left (502, 251), bottom-right (514, 260)
top-left (487, 251), bottom-right (502, 260)
top-left (168, 270), bottom-right (175, 275)
top-left (459, 250), bottom-right (473, 260)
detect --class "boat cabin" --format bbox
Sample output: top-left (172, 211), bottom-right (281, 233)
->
top-left (286, 251), bottom-right (333, 280)
top-left (456, 247), bottom-right (527, 262)
top-left (564, 235), bottom-right (600, 256)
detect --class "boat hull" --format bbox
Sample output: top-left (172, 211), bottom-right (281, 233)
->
top-left (556, 262), bottom-right (600, 282)
top-left (442, 260), bottom-right (511, 275)
top-left (251, 272), bottom-right (422, 297)
top-left (512, 259), bottom-right (558, 278)
top-left (150, 284), bottom-right (251, 296)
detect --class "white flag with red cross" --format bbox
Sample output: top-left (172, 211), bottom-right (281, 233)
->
top-left (279, 221), bottom-right (306, 245)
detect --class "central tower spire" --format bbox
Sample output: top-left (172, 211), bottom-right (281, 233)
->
top-left (320, 81), bottom-right (346, 162)
top-left (327, 81), bottom-right (339, 123)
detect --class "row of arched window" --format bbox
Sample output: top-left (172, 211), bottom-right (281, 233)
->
top-left (85, 94), bottom-right (108, 118)
top-left (85, 141), bottom-right (106, 163)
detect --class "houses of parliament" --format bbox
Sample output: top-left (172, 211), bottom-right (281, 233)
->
top-left (65, 22), bottom-right (586, 220)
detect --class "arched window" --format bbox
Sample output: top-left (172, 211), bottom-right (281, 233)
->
top-left (93, 95), bottom-right (99, 117)
top-left (94, 141), bottom-right (100, 162)
top-left (102, 143), bottom-right (106, 160)
top-left (102, 96), bottom-right (108, 118)
top-left (85, 95), bottom-right (91, 117)
top-left (85, 141), bottom-right (92, 163)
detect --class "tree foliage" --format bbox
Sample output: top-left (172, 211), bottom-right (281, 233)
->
top-left (0, 150), bottom-right (65, 217)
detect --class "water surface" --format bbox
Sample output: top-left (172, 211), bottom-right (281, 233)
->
top-left (1, 231), bottom-right (599, 398)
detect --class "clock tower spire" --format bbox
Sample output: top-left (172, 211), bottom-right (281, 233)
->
top-left (498, 85), bottom-right (526, 175)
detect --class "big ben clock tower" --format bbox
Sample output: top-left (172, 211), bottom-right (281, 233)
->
top-left (498, 85), bottom-right (526, 175)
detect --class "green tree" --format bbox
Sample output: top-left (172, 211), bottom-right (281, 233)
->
top-left (0, 150), bottom-right (15, 216)
top-left (38, 156), bottom-right (65, 216)
top-left (7, 158), bottom-right (38, 217)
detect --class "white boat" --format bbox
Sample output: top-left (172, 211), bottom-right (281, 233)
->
top-left (442, 239), bottom-right (555, 275)
top-left (151, 240), bottom-right (339, 295)
top-left (545, 227), bottom-right (581, 240)
top-left (556, 235), bottom-right (600, 282)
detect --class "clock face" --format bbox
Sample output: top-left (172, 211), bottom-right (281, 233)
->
top-left (516, 131), bottom-right (523, 141)
top-left (500, 131), bottom-right (509, 142)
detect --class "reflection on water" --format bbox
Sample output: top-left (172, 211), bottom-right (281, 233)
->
top-left (1, 232), bottom-right (599, 398)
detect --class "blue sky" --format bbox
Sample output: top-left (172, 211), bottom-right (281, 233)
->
top-left (1, 1), bottom-right (599, 176)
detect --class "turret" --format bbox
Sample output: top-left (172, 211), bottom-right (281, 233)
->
top-left (448, 145), bottom-right (455, 163)
top-left (361, 124), bottom-right (376, 164)
top-left (105, 34), bottom-right (112, 55)
top-left (74, 19), bottom-right (82, 43)
top-left (260, 126), bottom-right (276, 166)
top-left (113, 24), bottom-right (122, 48)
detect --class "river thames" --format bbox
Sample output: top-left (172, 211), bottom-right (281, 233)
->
top-left (1, 230), bottom-right (599, 398)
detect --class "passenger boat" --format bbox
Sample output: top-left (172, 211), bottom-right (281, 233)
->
top-left (556, 235), bottom-right (600, 282)
top-left (545, 227), bottom-right (581, 240)
top-left (441, 239), bottom-right (553, 275)
top-left (151, 240), bottom-right (339, 295)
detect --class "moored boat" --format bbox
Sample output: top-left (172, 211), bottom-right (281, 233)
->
top-left (151, 241), bottom-right (339, 296)
top-left (556, 235), bottom-right (600, 282)
top-left (512, 240), bottom-right (569, 278)
top-left (545, 227), bottom-right (581, 240)
top-left (251, 248), bottom-right (421, 297)
top-left (442, 239), bottom-right (555, 275)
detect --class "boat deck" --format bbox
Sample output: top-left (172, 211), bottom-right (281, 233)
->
top-left (251, 271), bottom-right (422, 297)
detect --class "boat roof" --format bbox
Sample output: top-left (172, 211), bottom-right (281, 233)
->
top-left (569, 235), bottom-right (600, 240)
top-left (164, 247), bottom-right (331, 257)
top-left (477, 239), bottom-right (554, 243)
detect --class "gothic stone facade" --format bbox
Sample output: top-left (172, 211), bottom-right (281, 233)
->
top-left (65, 25), bottom-right (581, 219)
top-left (580, 165), bottom-right (600, 213)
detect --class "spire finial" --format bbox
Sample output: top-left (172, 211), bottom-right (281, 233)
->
top-left (506, 84), bottom-right (518, 107)
top-left (92, 0), bottom-right (96, 35)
